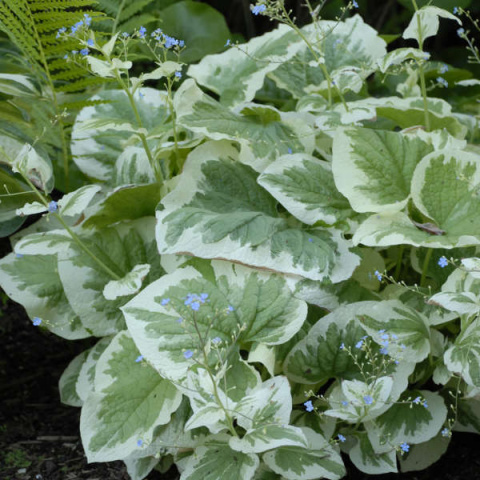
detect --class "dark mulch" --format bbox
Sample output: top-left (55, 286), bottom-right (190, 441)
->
top-left (1, 231), bottom-right (480, 479)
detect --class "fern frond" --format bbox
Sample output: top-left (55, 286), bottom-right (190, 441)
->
top-left (0, 0), bottom-right (107, 191)
top-left (97, 0), bottom-right (156, 33)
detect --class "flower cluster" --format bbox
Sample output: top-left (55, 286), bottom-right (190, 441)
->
top-left (184, 292), bottom-right (209, 311)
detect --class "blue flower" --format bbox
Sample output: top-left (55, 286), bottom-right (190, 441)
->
top-left (191, 301), bottom-right (200, 311)
top-left (227, 305), bottom-right (234, 312)
top-left (80, 48), bottom-right (89, 56)
top-left (457, 28), bottom-right (465, 37)
top-left (175, 71), bottom-right (182, 78)
top-left (363, 395), bottom-right (373, 405)
top-left (212, 337), bottom-right (221, 344)
top-left (438, 256), bottom-right (448, 268)
top-left (413, 396), bottom-right (422, 404)
top-left (184, 349), bottom-right (194, 359)
top-left (439, 64), bottom-right (449, 74)
top-left (380, 347), bottom-right (388, 355)
top-left (122, 32), bottom-right (129, 38)
top-left (139, 26), bottom-right (147, 38)
top-left (83, 13), bottom-right (92, 26)
top-left (341, 400), bottom-right (348, 406)
top-left (137, 439), bottom-right (143, 447)
top-left (56, 27), bottom-right (66, 38)
top-left (339, 343), bottom-right (345, 350)
top-left (15, 253), bottom-right (23, 258)
top-left (179, 40), bottom-right (185, 47)
top-left (304, 400), bottom-right (314, 412)
top-left (374, 270), bottom-right (382, 281)
top-left (380, 333), bottom-right (389, 340)
top-left (48, 201), bottom-right (58, 213)
top-left (71, 50), bottom-right (78, 55)
top-left (338, 434), bottom-right (346, 442)
top-left (164, 35), bottom-right (179, 49)
top-left (252, 4), bottom-right (266, 15)
top-left (287, 148), bottom-right (292, 154)
top-left (63, 54), bottom-right (68, 59)
top-left (352, 0), bottom-right (359, 7)
top-left (355, 340), bottom-right (364, 349)
top-left (436, 77), bottom-right (448, 88)
top-left (161, 298), bottom-right (170, 306)
top-left (135, 355), bottom-right (144, 363)
top-left (225, 39), bottom-right (231, 47)
top-left (441, 427), bottom-right (450, 437)
top-left (87, 39), bottom-right (94, 47)
top-left (453, 7), bottom-right (459, 14)
top-left (308, 238), bottom-right (313, 243)
top-left (400, 442), bottom-right (409, 453)
top-left (32, 317), bottom-right (42, 326)
top-left (177, 318), bottom-right (183, 323)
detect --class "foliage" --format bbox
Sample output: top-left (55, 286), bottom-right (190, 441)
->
top-left (0, 0), bottom-right (480, 479)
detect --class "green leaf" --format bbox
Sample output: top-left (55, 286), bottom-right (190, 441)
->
top-left (357, 300), bottom-right (432, 363)
top-left (103, 263), bottom-right (151, 300)
top-left (174, 82), bottom-right (313, 171)
top-left (157, 141), bottom-right (358, 282)
top-left (263, 427), bottom-right (346, 480)
top-left (59, 349), bottom-right (90, 407)
top-left (71, 89), bottom-right (170, 184)
top-left (410, 150), bottom-right (480, 247)
top-left (332, 127), bottom-right (433, 213)
top-left (444, 317), bottom-right (480, 387)
top-left (113, 146), bottom-right (156, 185)
top-left (59, 218), bottom-right (164, 336)
top-left (76, 337), bottom-right (113, 403)
top-left (326, 376), bottom-right (395, 424)
top-left (349, 431), bottom-right (397, 475)
top-left (188, 24), bottom-right (301, 106)
top-left (0, 252), bottom-right (88, 339)
top-left (403, 6), bottom-right (461, 45)
top-left (0, 165), bottom-right (36, 230)
top-left (284, 303), bottom-right (369, 385)
top-left (83, 183), bottom-right (161, 229)
top-left (377, 48), bottom-right (430, 73)
top-left (268, 16), bottom-right (386, 99)
top-left (181, 441), bottom-right (259, 480)
top-left (58, 185), bottom-right (102, 217)
top-left (398, 432), bottom-right (450, 473)
top-left (229, 377), bottom-right (308, 454)
top-left (11, 143), bottom-right (53, 193)
top-left (365, 390), bottom-right (447, 453)
top-left (80, 330), bottom-right (182, 462)
top-left (258, 153), bottom-right (353, 225)
top-left (122, 261), bottom-right (307, 382)
top-left (158, 1), bottom-right (231, 64)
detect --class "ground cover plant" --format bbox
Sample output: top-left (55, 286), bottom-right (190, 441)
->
top-left (0, 0), bottom-right (480, 479)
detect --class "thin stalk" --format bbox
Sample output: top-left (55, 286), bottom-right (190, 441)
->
top-left (165, 75), bottom-right (181, 171)
top-left (191, 314), bottom-right (238, 438)
top-left (18, 172), bottom-right (121, 281)
top-left (412, 0), bottom-right (431, 131)
top-left (113, 71), bottom-right (163, 184)
top-left (420, 247), bottom-right (433, 287)
top-left (112, 0), bottom-right (127, 34)
top-left (278, 3), bottom-right (349, 111)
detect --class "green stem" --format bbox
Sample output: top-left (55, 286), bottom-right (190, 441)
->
top-left (278, 4), bottom-right (349, 111)
top-left (165, 76), bottom-right (181, 171)
top-left (113, 71), bottom-right (163, 184)
top-left (412, 0), bottom-right (431, 131)
top-left (420, 248), bottom-right (433, 287)
top-left (191, 314), bottom-right (238, 438)
top-left (20, 174), bottom-right (122, 280)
